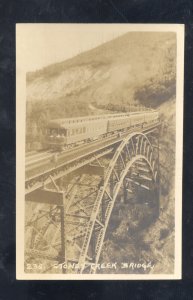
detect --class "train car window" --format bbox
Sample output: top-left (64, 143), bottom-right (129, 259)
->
top-left (59, 129), bottom-right (65, 136)
top-left (51, 129), bottom-right (57, 135)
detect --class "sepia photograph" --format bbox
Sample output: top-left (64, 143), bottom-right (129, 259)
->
top-left (16, 24), bottom-right (184, 280)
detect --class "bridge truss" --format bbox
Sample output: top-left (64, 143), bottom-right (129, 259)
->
top-left (25, 129), bottom-right (160, 274)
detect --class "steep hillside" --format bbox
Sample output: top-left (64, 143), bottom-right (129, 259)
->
top-left (26, 32), bottom-right (176, 152)
top-left (26, 32), bottom-right (176, 109)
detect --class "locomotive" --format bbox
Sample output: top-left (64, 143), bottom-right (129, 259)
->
top-left (46, 111), bottom-right (159, 150)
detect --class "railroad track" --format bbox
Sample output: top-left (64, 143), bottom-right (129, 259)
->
top-left (26, 151), bottom-right (53, 166)
top-left (25, 122), bottom-right (160, 194)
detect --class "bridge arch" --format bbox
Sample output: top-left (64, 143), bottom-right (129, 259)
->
top-left (77, 132), bottom-right (159, 273)
top-left (25, 131), bottom-right (160, 274)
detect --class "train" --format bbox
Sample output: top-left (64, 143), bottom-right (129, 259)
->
top-left (46, 110), bottom-right (159, 150)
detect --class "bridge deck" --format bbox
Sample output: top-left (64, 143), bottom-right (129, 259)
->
top-left (25, 122), bottom-right (160, 194)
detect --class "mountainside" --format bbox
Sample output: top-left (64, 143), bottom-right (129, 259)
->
top-left (26, 32), bottom-right (176, 111)
top-left (26, 31), bottom-right (176, 153)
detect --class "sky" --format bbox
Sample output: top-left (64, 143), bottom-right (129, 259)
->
top-left (16, 24), bottom-right (182, 73)
top-left (16, 24), bottom-right (131, 72)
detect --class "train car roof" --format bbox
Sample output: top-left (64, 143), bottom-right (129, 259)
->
top-left (49, 119), bottom-right (108, 129)
top-left (47, 110), bottom-right (156, 128)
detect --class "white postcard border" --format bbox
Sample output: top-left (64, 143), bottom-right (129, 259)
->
top-left (16, 23), bottom-right (184, 280)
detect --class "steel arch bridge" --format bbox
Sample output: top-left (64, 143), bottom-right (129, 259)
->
top-left (25, 130), bottom-right (160, 274)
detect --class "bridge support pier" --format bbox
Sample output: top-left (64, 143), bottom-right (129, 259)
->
top-left (60, 203), bottom-right (66, 274)
top-left (26, 188), bottom-right (66, 271)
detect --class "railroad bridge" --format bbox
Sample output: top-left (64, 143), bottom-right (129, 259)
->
top-left (25, 121), bottom-right (161, 274)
